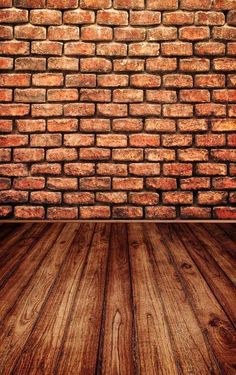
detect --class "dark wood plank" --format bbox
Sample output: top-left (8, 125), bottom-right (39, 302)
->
top-left (158, 223), bottom-right (236, 375)
top-left (128, 223), bottom-right (179, 375)
top-left (0, 223), bottom-right (79, 373)
top-left (98, 224), bottom-right (137, 375)
top-left (55, 223), bottom-right (111, 375)
top-left (175, 224), bottom-right (236, 327)
top-left (145, 224), bottom-right (218, 375)
top-left (0, 223), bottom-right (64, 320)
top-left (12, 223), bottom-right (95, 375)
top-left (218, 224), bottom-right (236, 243)
top-left (0, 223), bottom-right (34, 260)
top-left (0, 223), bottom-right (47, 287)
top-left (203, 223), bottom-right (236, 260)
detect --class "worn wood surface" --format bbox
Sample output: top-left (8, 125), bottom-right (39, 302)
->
top-left (0, 223), bottom-right (235, 375)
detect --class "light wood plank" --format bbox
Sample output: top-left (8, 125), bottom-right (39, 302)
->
top-left (128, 223), bottom-right (179, 375)
top-left (0, 223), bottom-right (79, 374)
top-left (145, 224), bottom-right (218, 375)
top-left (98, 224), bottom-right (137, 375)
top-left (12, 223), bottom-right (95, 375)
top-left (158, 223), bottom-right (236, 375)
top-left (0, 223), bottom-right (63, 319)
top-left (55, 223), bottom-right (111, 375)
top-left (175, 224), bottom-right (236, 327)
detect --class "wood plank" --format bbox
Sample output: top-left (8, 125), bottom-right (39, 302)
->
top-left (0, 223), bottom-right (18, 243)
top-left (0, 223), bottom-right (64, 320)
top-left (0, 223), bottom-right (79, 373)
top-left (98, 224), bottom-right (137, 375)
top-left (192, 224), bottom-right (236, 284)
top-left (158, 223), bottom-right (236, 375)
top-left (145, 223), bottom-right (218, 375)
top-left (217, 224), bottom-right (236, 243)
top-left (128, 223), bottom-right (179, 375)
top-left (55, 223), bottom-right (111, 375)
top-left (175, 224), bottom-right (236, 327)
top-left (0, 223), bottom-right (47, 288)
top-left (0, 223), bottom-right (34, 259)
top-left (12, 223), bottom-right (95, 375)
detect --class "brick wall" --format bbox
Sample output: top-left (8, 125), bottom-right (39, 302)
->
top-left (0, 0), bottom-right (235, 220)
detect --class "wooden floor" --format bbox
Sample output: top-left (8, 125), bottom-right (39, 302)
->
top-left (0, 223), bottom-right (235, 375)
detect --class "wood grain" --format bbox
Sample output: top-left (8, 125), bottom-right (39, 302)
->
top-left (0, 223), bottom-right (235, 375)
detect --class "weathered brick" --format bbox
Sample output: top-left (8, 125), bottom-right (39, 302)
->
top-left (80, 206), bottom-right (110, 219)
top-left (47, 89), bottom-right (78, 102)
top-left (146, 206), bottom-right (176, 219)
top-left (15, 206), bottom-right (45, 219)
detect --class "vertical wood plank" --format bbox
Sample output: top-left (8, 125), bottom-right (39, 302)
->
top-left (0, 223), bottom-right (79, 374)
top-left (55, 223), bottom-right (111, 375)
top-left (98, 223), bottom-right (137, 375)
top-left (175, 224), bottom-right (236, 326)
top-left (128, 223), bottom-right (179, 375)
top-left (145, 224), bottom-right (218, 375)
top-left (158, 224), bottom-right (236, 375)
top-left (12, 223), bottom-right (95, 375)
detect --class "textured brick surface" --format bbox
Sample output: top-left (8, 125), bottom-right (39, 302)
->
top-left (0, 0), bottom-right (236, 220)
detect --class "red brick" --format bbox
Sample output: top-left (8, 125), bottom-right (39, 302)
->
top-left (0, 149), bottom-right (11, 161)
top-left (146, 177), bottom-right (177, 190)
top-left (147, 0), bottom-right (177, 10)
top-left (0, 9), bottom-right (28, 23)
top-left (179, 89), bottom-right (210, 102)
top-left (48, 26), bottom-right (79, 41)
top-left (15, 57), bottom-right (46, 71)
top-left (64, 10), bottom-right (95, 24)
top-left (213, 26), bottom-right (236, 41)
top-left (0, 57), bottom-right (13, 70)
top-left (130, 10), bottom-right (161, 25)
top-left (198, 191), bottom-right (227, 205)
top-left (129, 192), bottom-right (159, 205)
top-left (97, 103), bottom-right (127, 117)
top-left (145, 119), bottom-right (176, 132)
top-left (114, 27), bottom-right (145, 41)
top-left (178, 119), bottom-right (208, 132)
top-left (130, 103), bottom-right (161, 116)
top-left (46, 148), bottom-right (77, 161)
top-left (129, 42), bottom-right (159, 56)
top-left (48, 119), bottom-right (78, 132)
top-left (180, 26), bottom-right (210, 40)
top-left (97, 163), bottom-right (127, 176)
top-left (31, 41), bottom-right (62, 56)
top-left (32, 73), bottom-right (63, 87)
top-left (30, 10), bottom-right (62, 25)
top-left (163, 11), bottom-right (193, 25)
top-left (31, 191), bottom-right (61, 204)
top-left (47, 177), bottom-right (78, 190)
top-left (181, 0), bottom-right (211, 10)
top-left (13, 177), bottom-right (45, 190)
top-left (213, 58), bottom-right (236, 71)
top-left (66, 74), bottom-right (96, 87)
top-left (178, 148), bottom-right (208, 161)
top-left (47, 89), bottom-right (78, 102)
top-left (129, 163), bottom-right (160, 176)
top-left (0, 41), bottom-right (29, 55)
top-left (146, 90), bottom-right (177, 103)
top-left (0, 26), bottom-right (13, 40)
top-left (80, 89), bottom-right (111, 102)
top-left (181, 207), bottom-right (211, 219)
top-left (0, 164), bottom-right (28, 176)
top-left (163, 191), bottom-right (193, 204)
top-left (81, 58), bottom-right (112, 72)
top-left (97, 43), bottom-right (127, 57)
top-left (148, 26), bottom-right (177, 41)
top-left (14, 148), bottom-right (44, 162)
top-left (228, 134), bottom-right (236, 146)
top-left (113, 207), bottom-right (143, 219)
top-left (145, 149), bottom-right (175, 161)
top-left (130, 74), bottom-right (160, 88)
top-left (80, 148), bottom-right (110, 160)
top-left (196, 103), bottom-right (226, 117)
top-left (32, 104), bottom-right (63, 117)
top-left (162, 134), bottom-right (192, 147)
top-left (47, 0), bottom-right (78, 9)
top-left (97, 10), bottom-right (128, 25)
top-left (15, 0), bottom-right (45, 7)
top-left (163, 74), bottom-right (193, 88)
top-left (80, 206), bottom-right (110, 219)
top-left (163, 163), bottom-right (192, 176)
top-left (64, 163), bottom-right (95, 176)
top-left (113, 118), bottom-right (142, 132)
top-left (64, 103), bottom-right (95, 116)
top-left (196, 163), bottom-right (227, 176)
top-left (195, 42), bottom-right (225, 55)
top-left (15, 25), bottom-right (46, 40)
top-left (0, 73), bottom-right (30, 87)
top-left (80, 177), bottom-right (111, 190)
top-left (228, 10), bottom-right (236, 25)
top-left (96, 192), bottom-right (127, 204)
top-left (65, 42), bottom-right (95, 56)
top-left (64, 134), bottom-right (94, 146)
top-left (47, 207), bottom-right (78, 220)
top-left (30, 134), bottom-right (62, 147)
top-left (214, 207), bottom-right (236, 220)
top-left (17, 119), bottom-right (45, 132)
top-left (64, 192), bottom-right (94, 204)
top-left (112, 148), bottom-right (143, 161)
top-left (0, 134), bottom-right (28, 147)
top-left (0, 206), bottom-right (12, 217)
top-left (212, 89), bottom-right (236, 102)
top-left (213, 0), bottom-right (236, 10)
top-left (15, 206), bottom-right (45, 219)
top-left (81, 26), bottom-right (112, 41)
top-left (180, 177), bottom-right (210, 190)
top-left (196, 134), bottom-right (225, 147)
top-left (0, 120), bottom-right (12, 133)
top-left (195, 11), bottom-right (225, 25)
top-left (48, 57), bottom-right (78, 71)
top-left (114, 89), bottom-right (143, 103)
top-left (80, 0), bottom-right (111, 9)
top-left (195, 74), bottom-right (225, 87)
top-left (114, 0), bottom-right (144, 10)
top-left (0, 104), bottom-right (30, 116)
top-left (163, 104), bottom-right (193, 117)
top-left (146, 206), bottom-right (176, 219)
top-left (31, 163), bottom-right (61, 175)
top-left (15, 88), bottom-right (45, 103)
top-left (80, 119), bottom-right (110, 132)
top-left (0, 89), bottom-right (12, 102)
top-left (213, 177), bottom-right (236, 189)
top-left (97, 134), bottom-right (127, 147)
top-left (129, 134), bottom-right (160, 147)
top-left (211, 119), bottom-right (236, 131)
top-left (97, 74), bottom-right (129, 87)
top-left (162, 42), bottom-right (193, 56)
top-left (180, 58), bottom-right (210, 72)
